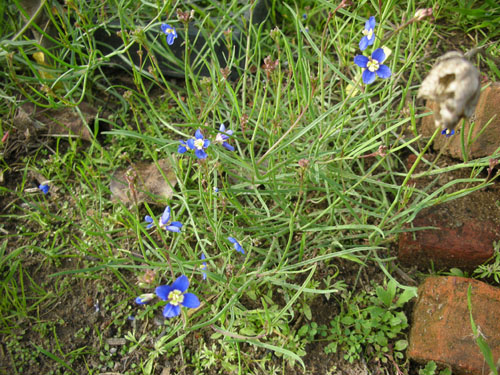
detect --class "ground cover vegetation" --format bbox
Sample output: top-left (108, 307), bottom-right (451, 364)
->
top-left (1, 0), bottom-right (499, 374)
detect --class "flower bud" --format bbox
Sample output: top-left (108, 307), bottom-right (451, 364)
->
top-left (135, 293), bottom-right (155, 305)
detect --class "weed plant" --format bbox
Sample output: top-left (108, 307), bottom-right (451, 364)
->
top-left (299, 279), bottom-right (414, 364)
top-left (1, 0), bottom-right (499, 374)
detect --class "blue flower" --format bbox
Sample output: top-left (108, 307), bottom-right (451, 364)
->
top-left (354, 48), bottom-right (391, 85)
top-left (200, 254), bottom-right (207, 280)
top-left (228, 237), bottom-right (245, 254)
top-left (145, 215), bottom-right (155, 229)
top-left (135, 293), bottom-right (155, 305)
top-left (161, 23), bottom-right (178, 45)
top-left (144, 206), bottom-right (183, 232)
top-left (187, 129), bottom-right (210, 159)
top-left (159, 206), bottom-right (182, 232)
top-left (441, 128), bottom-right (455, 137)
top-left (215, 124), bottom-right (234, 151)
top-left (39, 184), bottom-right (49, 194)
top-left (359, 16), bottom-right (376, 51)
top-left (155, 275), bottom-right (200, 318)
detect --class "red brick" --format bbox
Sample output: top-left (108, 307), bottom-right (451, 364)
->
top-left (398, 205), bottom-right (497, 269)
top-left (408, 276), bottom-right (500, 375)
top-left (420, 83), bottom-right (500, 160)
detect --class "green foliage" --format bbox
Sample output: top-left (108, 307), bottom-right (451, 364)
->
top-left (443, 0), bottom-right (500, 35)
top-left (474, 243), bottom-right (500, 284)
top-left (299, 280), bottom-right (415, 364)
top-left (419, 361), bottom-right (452, 375)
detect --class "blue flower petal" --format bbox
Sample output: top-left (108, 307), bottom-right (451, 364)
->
top-left (156, 285), bottom-right (173, 300)
top-left (166, 222), bottom-right (182, 232)
top-left (195, 149), bottom-right (207, 159)
top-left (195, 129), bottom-right (204, 140)
top-left (222, 142), bottom-right (235, 151)
top-left (182, 293), bottom-right (201, 309)
top-left (200, 254), bottom-right (207, 280)
top-left (203, 139), bottom-right (211, 148)
top-left (362, 70), bottom-right (376, 85)
top-left (161, 24), bottom-right (172, 34)
top-left (187, 138), bottom-right (195, 149)
top-left (376, 64), bottom-right (391, 79)
top-left (160, 206), bottom-right (171, 226)
top-left (359, 36), bottom-right (369, 51)
top-left (354, 55), bottom-right (369, 68)
top-left (39, 184), bottom-right (50, 194)
top-left (219, 124), bottom-right (233, 136)
top-left (371, 48), bottom-right (386, 63)
top-left (135, 296), bottom-right (147, 304)
top-left (163, 303), bottom-right (181, 318)
top-left (178, 140), bottom-right (189, 154)
top-left (366, 16), bottom-right (376, 30)
top-left (228, 237), bottom-right (245, 254)
top-left (171, 275), bottom-right (189, 293)
top-left (145, 215), bottom-right (154, 229)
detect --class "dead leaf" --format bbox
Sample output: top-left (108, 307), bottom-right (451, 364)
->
top-left (13, 101), bottom-right (97, 141)
top-left (418, 51), bottom-right (480, 131)
top-left (105, 338), bottom-right (126, 346)
top-left (44, 102), bottom-right (97, 140)
top-left (110, 159), bottom-right (177, 206)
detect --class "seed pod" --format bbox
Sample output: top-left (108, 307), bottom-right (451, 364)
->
top-left (418, 51), bottom-right (480, 132)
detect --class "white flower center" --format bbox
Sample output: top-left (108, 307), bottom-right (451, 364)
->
top-left (194, 139), bottom-right (204, 150)
top-left (168, 290), bottom-right (184, 306)
top-left (363, 28), bottom-right (373, 39)
top-left (367, 58), bottom-right (380, 72)
top-left (166, 29), bottom-right (174, 35)
top-left (215, 133), bottom-right (224, 143)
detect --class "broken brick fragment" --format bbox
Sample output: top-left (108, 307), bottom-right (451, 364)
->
top-left (408, 276), bottom-right (500, 375)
